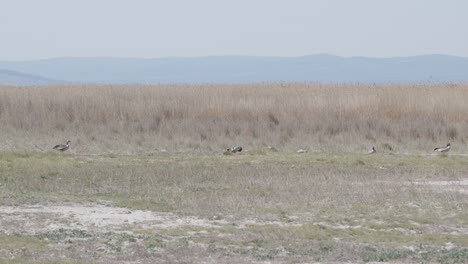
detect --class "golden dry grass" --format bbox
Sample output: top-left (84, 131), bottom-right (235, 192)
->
top-left (0, 83), bottom-right (467, 154)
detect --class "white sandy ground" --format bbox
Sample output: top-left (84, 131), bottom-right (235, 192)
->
top-left (0, 179), bottom-right (466, 264)
top-left (0, 203), bottom-right (306, 236)
top-left (410, 179), bottom-right (468, 194)
top-left (0, 179), bottom-right (466, 236)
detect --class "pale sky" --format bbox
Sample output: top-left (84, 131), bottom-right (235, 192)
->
top-left (1, 0), bottom-right (467, 60)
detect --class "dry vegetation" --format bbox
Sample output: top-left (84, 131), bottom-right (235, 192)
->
top-left (0, 84), bottom-right (467, 263)
top-left (1, 83), bottom-right (467, 154)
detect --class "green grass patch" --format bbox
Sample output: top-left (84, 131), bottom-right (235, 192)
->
top-left (35, 229), bottom-right (92, 242)
top-left (0, 235), bottom-right (49, 252)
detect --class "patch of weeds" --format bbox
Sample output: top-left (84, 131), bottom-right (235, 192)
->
top-left (140, 233), bottom-right (167, 248)
top-left (278, 210), bottom-right (294, 223)
top-left (358, 229), bottom-right (467, 247)
top-left (169, 237), bottom-right (190, 247)
top-left (243, 223), bottom-right (326, 241)
top-left (361, 247), bottom-right (468, 263)
top-left (107, 153), bottom-right (118, 159)
top-left (193, 237), bottom-right (241, 247)
top-left (242, 220), bottom-right (463, 248)
top-left (363, 248), bottom-right (411, 262)
top-left (207, 243), bottom-right (228, 253)
top-left (35, 228), bottom-right (92, 242)
top-left (437, 248), bottom-right (468, 264)
top-left (223, 151), bottom-right (234, 156)
top-left (250, 239), bottom-right (264, 248)
top-left (145, 237), bottom-right (165, 248)
top-left (255, 248), bottom-right (280, 260)
top-left (233, 246), bottom-right (260, 255)
top-left (103, 241), bottom-right (122, 253)
top-left (320, 245), bottom-right (333, 254)
top-left (99, 233), bottom-right (135, 253)
top-left (284, 247), bottom-right (317, 256)
top-left (103, 232), bottom-right (140, 244)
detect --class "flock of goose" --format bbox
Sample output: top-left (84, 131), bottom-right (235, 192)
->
top-left (52, 140), bottom-right (452, 154)
top-left (365, 144), bottom-right (451, 154)
top-left (225, 144), bottom-right (452, 155)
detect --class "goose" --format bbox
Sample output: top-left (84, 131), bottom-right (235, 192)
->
top-left (227, 146), bottom-right (242, 153)
top-left (53, 140), bottom-right (71, 152)
top-left (368, 146), bottom-right (376, 154)
top-left (434, 143), bottom-right (451, 152)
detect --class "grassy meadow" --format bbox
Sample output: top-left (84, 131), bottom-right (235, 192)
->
top-left (0, 84), bottom-right (467, 263)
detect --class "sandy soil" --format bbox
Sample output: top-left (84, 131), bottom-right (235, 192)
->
top-left (0, 179), bottom-right (466, 264)
top-left (0, 203), bottom-right (305, 236)
top-left (411, 179), bottom-right (468, 194)
top-left (0, 179), bottom-right (465, 235)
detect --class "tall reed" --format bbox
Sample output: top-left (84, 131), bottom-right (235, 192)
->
top-left (1, 84), bottom-right (466, 153)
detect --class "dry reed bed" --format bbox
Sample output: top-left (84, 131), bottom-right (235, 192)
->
top-left (1, 84), bottom-right (467, 153)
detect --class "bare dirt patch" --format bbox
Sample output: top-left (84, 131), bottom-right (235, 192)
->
top-left (411, 179), bottom-right (468, 194)
top-left (0, 203), bottom-right (304, 236)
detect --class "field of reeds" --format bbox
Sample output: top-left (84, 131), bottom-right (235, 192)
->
top-left (1, 83), bottom-right (467, 154)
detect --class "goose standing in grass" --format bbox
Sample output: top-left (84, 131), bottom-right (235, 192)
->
top-left (227, 146), bottom-right (242, 153)
top-left (434, 143), bottom-right (451, 152)
top-left (53, 140), bottom-right (71, 152)
top-left (368, 146), bottom-right (376, 154)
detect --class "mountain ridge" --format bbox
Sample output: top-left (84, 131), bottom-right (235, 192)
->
top-left (0, 69), bottom-right (62, 86)
top-left (0, 54), bottom-right (467, 85)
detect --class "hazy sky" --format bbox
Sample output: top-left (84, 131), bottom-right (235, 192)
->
top-left (1, 0), bottom-right (467, 60)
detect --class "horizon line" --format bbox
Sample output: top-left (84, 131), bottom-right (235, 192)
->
top-left (1, 53), bottom-right (467, 62)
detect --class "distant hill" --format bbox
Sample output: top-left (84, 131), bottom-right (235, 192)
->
top-left (0, 54), bottom-right (467, 85)
top-left (0, 69), bottom-right (62, 86)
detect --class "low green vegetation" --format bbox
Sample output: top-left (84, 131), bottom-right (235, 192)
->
top-left (0, 150), bottom-right (466, 263)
